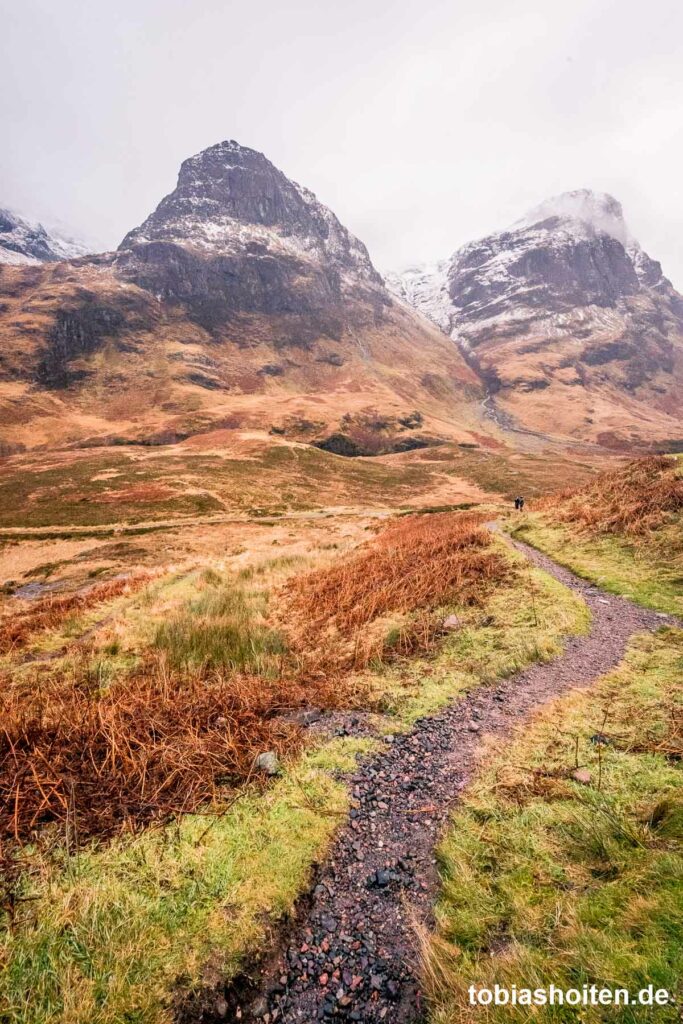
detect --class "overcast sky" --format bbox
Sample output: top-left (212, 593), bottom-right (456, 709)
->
top-left (2, 0), bottom-right (682, 285)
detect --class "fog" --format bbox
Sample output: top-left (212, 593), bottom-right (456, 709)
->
top-left (2, 0), bottom-right (682, 285)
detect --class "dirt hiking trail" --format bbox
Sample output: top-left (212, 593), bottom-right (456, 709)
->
top-left (195, 533), bottom-right (676, 1024)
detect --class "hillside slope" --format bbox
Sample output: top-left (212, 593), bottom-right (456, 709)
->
top-left (0, 142), bottom-right (484, 456)
top-left (388, 190), bottom-right (683, 449)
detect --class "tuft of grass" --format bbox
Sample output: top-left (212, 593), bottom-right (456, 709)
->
top-left (0, 574), bottom-right (153, 655)
top-left (153, 579), bottom-right (286, 674)
top-left (424, 628), bottom-right (683, 1023)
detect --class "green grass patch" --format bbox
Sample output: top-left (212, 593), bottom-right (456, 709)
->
top-left (152, 576), bottom-right (286, 673)
top-left (426, 628), bottom-right (683, 1023)
top-left (509, 513), bottom-right (682, 616)
top-left (0, 737), bottom-right (377, 1024)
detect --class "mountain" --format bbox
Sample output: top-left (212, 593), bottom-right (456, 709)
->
top-left (117, 141), bottom-right (383, 317)
top-left (388, 190), bottom-right (683, 449)
top-left (0, 208), bottom-right (89, 265)
top-left (113, 140), bottom-right (387, 338)
top-left (0, 142), bottom-right (483, 455)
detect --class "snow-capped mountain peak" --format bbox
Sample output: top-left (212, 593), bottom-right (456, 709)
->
top-left (388, 188), bottom-right (679, 338)
top-left (0, 208), bottom-right (89, 265)
top-left (114, 139), bottom-right (387, 331)
top-left (514, 188), bottom-right (632, 245)
top-left (118, 139), bottom-right (381, 287)
top-left (386, 189), bottom-right (683, 445)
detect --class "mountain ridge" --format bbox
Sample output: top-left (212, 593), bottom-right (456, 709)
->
top-left (387, 189), bottom-right (683, 448)
top-left (0, 208), bottom-right (89, 266)
top-left (0, 141), bottom-right (483, 456)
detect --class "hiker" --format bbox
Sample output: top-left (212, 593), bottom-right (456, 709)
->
top-left (514, 496), bottom-right (521, 510)
top-left (519, 495), bottom-right (525, 510)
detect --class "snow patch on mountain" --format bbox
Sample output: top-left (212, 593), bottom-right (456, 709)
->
top-left (384, 261), bottom-right (452, 331)
top-left (0, 208), bottom-right (89, 265)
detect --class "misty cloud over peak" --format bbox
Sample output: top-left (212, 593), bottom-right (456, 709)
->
top-left (515, 189), bottom-right (632, 246)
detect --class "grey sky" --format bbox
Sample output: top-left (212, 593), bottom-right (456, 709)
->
top-left (2, 0), bottom-right (682, 286)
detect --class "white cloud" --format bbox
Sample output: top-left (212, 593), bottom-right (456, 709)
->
top-left (1, 0), bottom-right (681, 286)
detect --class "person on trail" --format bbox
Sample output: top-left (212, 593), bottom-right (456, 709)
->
top-left (514, 496), bottom-right (521, 510)
top-left (519, 495), bottom-right (525, 510)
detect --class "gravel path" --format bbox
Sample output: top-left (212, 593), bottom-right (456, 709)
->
top-left (215, 535), bottom-right (675, 1024)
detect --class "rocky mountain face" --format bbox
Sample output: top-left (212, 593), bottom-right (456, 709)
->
top-left (0, 142), bottom-right (481, 454)
top-left (388, 190), bottom-right (683, 447)
top-left (115, 140), bottom-right (386, 335)
top-left (0, 208), bottom-right (88, 265)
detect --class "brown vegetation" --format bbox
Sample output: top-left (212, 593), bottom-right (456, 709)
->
top-left (0, 654), bottom-right (345, 843)
top-left (0, 512), bottom-right (510, 844)
top-left (0, 574), bottom-right (153, 655)
top-left (537, 455), bottom-right (683, 538)
top-left (284, 512), bottom-right (511, 664)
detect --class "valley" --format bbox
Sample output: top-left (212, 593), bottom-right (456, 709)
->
top-left (0, 137), bottom-right (681, 1024)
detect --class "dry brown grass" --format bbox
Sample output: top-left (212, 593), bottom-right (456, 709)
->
top-left (0, 574), bottom-right (152, 655)
top-left (283, 512), bottom-right (511, 670)
top-left (0, 653), bottom-right (345, 843)
top-left (537, 455), bottom-right (683, 539)
top-left (0, 511), bottom-right (511, 844)
top-left (286, 512), bottom-right (508, 634)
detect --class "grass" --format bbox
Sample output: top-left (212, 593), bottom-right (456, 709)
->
top-left (0, 574), bottom-right (153, 656)
top-left (381, 540), bottom-right (590, 724)
top-left (422, 459), bottom-right (683, 1018)
top-left (423, 626), bottom-right (679, 1019)
top-left (510, 514), bottom-right (682, 616)
top-left (283, 513), bottom-right (514, 671)
top-left (153, 579), bottom-right (287, 674)
top-left (286, 513), bottom-right (508, 635)
top-left (0, 454), bottom-right (225, 529)
top-left (536, 455), bottom-right (683, 539)
top-left (0, 737), bottom-right (377, 1024)
top-left (508, 456), bottom-right (683, 616)
top-left (0, 439), bottom-right (597, 530)
top-left (0, 513), bottom-right (593, 1022)
top-left (424, 628), bottom-right (683, 1023)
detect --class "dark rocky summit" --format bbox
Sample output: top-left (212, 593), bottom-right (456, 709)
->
top-left (115, 140), bottom-right (387, 331)
top-left (444, 191), bottom-right (682, 330)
